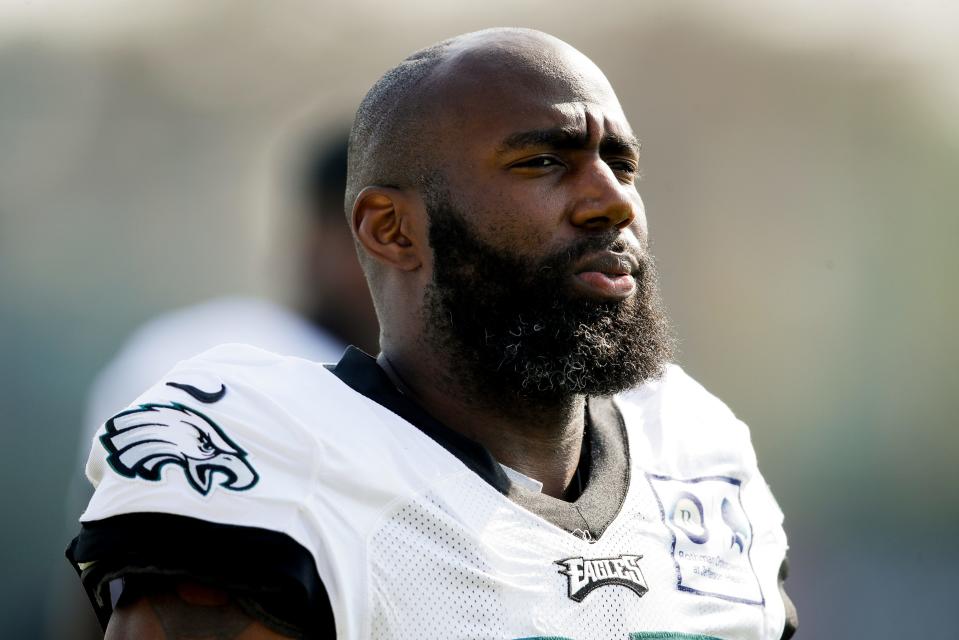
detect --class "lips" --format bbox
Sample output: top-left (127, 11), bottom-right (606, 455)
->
top-left (571, 250), bottom-right (639, 299)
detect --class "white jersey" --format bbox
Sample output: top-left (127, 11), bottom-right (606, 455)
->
top-left (63, 296), bottom-right (347, 552)
top-left (82, 296), bottom-right (344, 441)
top-left (73, 343), bottom-right (791, 640)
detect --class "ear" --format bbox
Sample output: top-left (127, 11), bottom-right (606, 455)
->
top-left (351, 186), bottom-right (424, 271)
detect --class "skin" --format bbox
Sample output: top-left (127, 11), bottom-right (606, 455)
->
top-left (106, 582), bottom-right (295, 639)
top-left (355, 30), bottom-right (646, 499)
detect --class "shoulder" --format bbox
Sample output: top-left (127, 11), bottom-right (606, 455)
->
top-left (109, 340), bottom-right (346, 438)
top-left (74, 344), bottom-right (354, 634)
top-left (616, 364), bottom-right (756, 469)
top-left (83, 298), bottom-right (344, 439)
top-left (83, 343), bottom-right (447, 531)
top-left (618, 363), bottom-right (737, 420)
top-left (616, 364), bottom-right (788, 552)
top-left (82, 344), bottom-right (352, 525)
top-left (148, 341), bottom-right (352, 420)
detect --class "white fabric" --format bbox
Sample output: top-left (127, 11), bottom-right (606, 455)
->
top-left (82, 297), bottom-right (343, 442)
top-left (499, 464), bottom-right (544, 493)
top-left (82, 343), bottom-right (788, 640)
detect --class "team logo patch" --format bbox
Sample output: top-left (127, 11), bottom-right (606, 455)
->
top-left (555, 555), bottom-right (648, 602)
top-left (647, 474), bottom-right (763, 605)
top-left (101, 402), bottom-right (259, 496)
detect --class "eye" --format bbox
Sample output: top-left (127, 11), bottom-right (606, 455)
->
top-left (509, 155), bottom-right (564, 171)
top-left (605, 158), bottom-right (640, 181)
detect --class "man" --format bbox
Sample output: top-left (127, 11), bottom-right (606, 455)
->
top-left (68, 28), bottom-right (797, 639)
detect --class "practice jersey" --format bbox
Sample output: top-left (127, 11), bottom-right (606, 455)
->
top-left (65, 296), bottom-right (346, 529)
top-left (69, 344), bottom-right (794, 640)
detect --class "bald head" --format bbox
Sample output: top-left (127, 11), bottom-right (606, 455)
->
top-left (345, 28), bottom-right (619, 217)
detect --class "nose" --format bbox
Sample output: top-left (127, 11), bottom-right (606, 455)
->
top-left (568, 159), bottom-right (641, 233)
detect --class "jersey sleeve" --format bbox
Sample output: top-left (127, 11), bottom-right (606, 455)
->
top-left (66, 344), bottom-right (332, 634)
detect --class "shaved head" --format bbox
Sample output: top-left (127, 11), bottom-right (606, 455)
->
top-left (345, 28), bottom-right (618, 224)
top-left (345, 38), bottom-right (449, 211)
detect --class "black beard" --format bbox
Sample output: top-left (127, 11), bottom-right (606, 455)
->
top-left (424, 193), bottom-right (673, 408)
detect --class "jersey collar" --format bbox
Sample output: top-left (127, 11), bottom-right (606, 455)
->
top-left (328, 346), bottom-right (629, 541)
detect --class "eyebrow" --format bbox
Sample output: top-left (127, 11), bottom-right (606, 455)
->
top-left (496, 127), bottom-right (641, 158)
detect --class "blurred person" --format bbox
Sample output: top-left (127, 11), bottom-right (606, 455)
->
top-left (80, 132), bottom-right (377, 444)
top-left (67, 29), bottom-right (796, 639)
top-left (52, 132), bottom-right (377, 639)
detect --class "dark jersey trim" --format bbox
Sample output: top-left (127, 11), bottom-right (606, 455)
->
top-left (507, 396), bottom-right (630, 541)
top-left (66, 512), bottom-right (333, 637)
top-left (328, 346), bottom-right (513, 494)
top-left (779, 557), bottom-right (798, 639)
top-left (328, 346), bottom-right (630, 541)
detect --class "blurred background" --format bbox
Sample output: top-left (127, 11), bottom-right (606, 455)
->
top-left (1, 1), bottom-right (956, 637)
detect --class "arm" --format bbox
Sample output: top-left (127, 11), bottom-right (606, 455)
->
top-left (106, 581), bottom-right (299, 640)
top-left (72, 351), bottom-right (333, 638)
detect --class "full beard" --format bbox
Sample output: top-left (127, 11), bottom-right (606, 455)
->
top-left (423, 192), bottom-right (674, 410)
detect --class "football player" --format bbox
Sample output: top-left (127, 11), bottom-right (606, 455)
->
top-left (69, 28), bottom-right (797, 639)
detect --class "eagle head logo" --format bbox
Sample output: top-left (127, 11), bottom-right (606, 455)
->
top-left (101, 402), bottom-right (259, 496)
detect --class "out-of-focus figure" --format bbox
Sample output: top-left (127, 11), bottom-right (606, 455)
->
top-left (50, 131), bottom-right (378, 640)
top-left (81, 132), bottom-right (377, 447)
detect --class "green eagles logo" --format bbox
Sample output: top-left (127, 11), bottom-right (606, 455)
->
top-left (101, 402), bottom-right (259, 496)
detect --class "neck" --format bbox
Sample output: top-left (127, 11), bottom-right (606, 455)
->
top-left (379, 340), bottom-right (587, 499)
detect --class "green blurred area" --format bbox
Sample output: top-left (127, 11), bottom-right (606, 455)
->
top-left (0, 3), bottom-right (956, 637)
